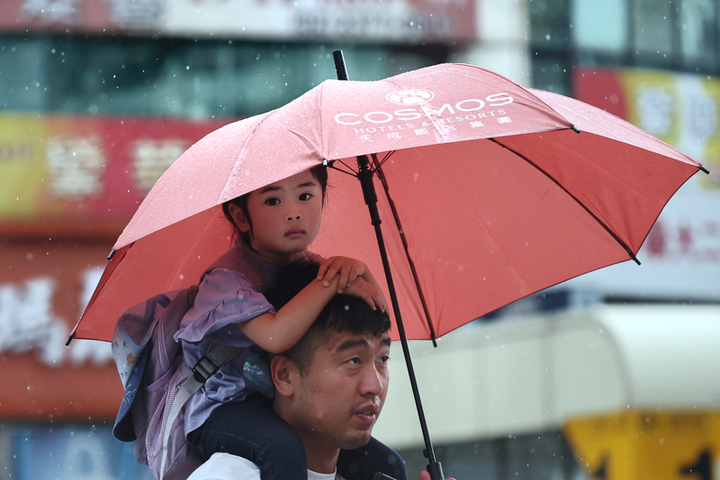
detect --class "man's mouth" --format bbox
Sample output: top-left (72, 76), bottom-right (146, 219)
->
top-left (353, 403), bottom-right (380, 426)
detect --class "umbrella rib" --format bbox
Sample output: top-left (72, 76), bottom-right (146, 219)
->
top-left (327, 159), bottom-right (358, 177)
top-left (489, 138), bottom-right (641, 265)
top-left (374, 156), bottom-right (440, 346)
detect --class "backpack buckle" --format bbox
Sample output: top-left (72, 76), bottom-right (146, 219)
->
top-left (192, 355), bottom-right (219, 383)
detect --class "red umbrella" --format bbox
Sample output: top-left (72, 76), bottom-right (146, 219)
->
top-left (69, 55), bottom-right (705, 479)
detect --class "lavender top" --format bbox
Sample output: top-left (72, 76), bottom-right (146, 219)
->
top-left (174, 241), bottom-right (313, 435)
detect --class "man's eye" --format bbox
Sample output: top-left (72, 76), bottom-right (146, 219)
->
top-left (379, 356), bottom-right (390, 364)
top-left (347, 357), bottom-right (361, 365)
top-left (299, 193), bottom-right (312, 201)
top-left (265, 198), bottom-right (280, 206)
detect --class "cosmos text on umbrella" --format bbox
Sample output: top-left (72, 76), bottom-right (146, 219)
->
top-left (333, 90), bottom-right (514, 128)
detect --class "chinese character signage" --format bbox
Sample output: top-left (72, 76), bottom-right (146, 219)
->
top-left (0, 242), bottom-right (122, 420)
top-left (569, 67), bottom-right (720, 301)
top-left (0, 112), bottom-right (229, 235)
top-left (1, 0), bottom-right (477, 42)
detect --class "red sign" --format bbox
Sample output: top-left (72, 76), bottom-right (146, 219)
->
top-left (0, 240), bottom-right (122, 420)
top-left (0, 112), bottom-right (230, 237)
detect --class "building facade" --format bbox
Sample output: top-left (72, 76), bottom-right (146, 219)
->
top-left (1, 0), bottom-right (718, 478)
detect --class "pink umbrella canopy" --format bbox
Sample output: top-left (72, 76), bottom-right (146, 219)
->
top-left (70, 62), bottom-right (703, 344)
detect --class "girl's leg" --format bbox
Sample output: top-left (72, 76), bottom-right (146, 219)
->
top-left (337, 436), bottom-right (407, 480)
top-left (190, 396), bottom-right (306, 480)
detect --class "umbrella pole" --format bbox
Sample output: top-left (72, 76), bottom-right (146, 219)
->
top-left (356, 155), bottom-right (445, 480)
top-left (333, 49), bottom-right (444, 480)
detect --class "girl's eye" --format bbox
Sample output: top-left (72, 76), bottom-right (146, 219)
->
top-left (299, 193), bottom-right (312, 201)
top-left (265, 198), bottom-right (281, 206)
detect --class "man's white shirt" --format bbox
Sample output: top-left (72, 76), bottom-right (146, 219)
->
top-left (187, 452), bottom-right (346, 480)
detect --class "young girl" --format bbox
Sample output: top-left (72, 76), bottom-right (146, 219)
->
top-left (175, 165), bottom-right (402, 480)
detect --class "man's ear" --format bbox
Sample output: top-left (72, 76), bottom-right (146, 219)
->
top-left (228, 203), bottom-right (251, 234)
top-left (270, 354), bottom-right (298, 398)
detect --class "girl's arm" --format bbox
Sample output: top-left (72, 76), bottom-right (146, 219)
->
top-left (236, 274), bottom-right (340, 354)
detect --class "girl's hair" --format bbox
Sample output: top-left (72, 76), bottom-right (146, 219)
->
top-left (222, 164), bottom-right (328, 246)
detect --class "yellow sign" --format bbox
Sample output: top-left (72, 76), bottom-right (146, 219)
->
top-left (0, 113), bottom-right (48, 217)
top-left (564, 411), bottom-right (720, 480)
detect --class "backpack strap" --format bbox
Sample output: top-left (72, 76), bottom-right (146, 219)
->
top-left (159, 343), bottom-right (238, 480)
top-left (159, 243), bottom-right (271, 479)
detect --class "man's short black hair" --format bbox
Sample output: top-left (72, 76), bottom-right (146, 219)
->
top-left (265, 261), bottom-right (391, 374)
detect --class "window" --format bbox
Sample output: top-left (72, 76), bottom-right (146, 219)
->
top-left (679, 0), bottom-right (717, 71)
top-left (0, 36), bottom-right (446, 118)
top-left (572, 0), bottom-right (628, 53)
top-left (632, 0), bottom-right (675, 68)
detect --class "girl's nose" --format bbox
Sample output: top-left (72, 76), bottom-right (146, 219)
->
top-left (286, 213), bottom-right (301, 221)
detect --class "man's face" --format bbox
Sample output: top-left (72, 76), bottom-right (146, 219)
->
top-left (290, 329), bottom-right (391, 451)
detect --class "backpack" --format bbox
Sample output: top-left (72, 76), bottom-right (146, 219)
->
top-left (111, 246), bottom-right (267, 480)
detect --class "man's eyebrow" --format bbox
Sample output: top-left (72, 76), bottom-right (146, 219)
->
top-left (336, 339), bottom-right (369, 352)
top-left (336, 336), bottom-right (391, 352)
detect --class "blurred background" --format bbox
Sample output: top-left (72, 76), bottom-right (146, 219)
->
top-left (0, 0), bottom-right (719, 478)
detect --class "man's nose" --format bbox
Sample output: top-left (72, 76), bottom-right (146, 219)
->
top-left (360, 365), bottom-right (386, 396)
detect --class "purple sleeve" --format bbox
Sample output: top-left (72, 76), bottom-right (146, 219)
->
top-left (174, 268), bottom-right (276, 344)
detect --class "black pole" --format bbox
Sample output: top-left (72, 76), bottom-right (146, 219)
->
top-left (333, 49), bottom-right (444, 480)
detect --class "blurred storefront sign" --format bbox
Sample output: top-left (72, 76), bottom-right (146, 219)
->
top-left (0, 0), bottom-right (477, 42)
top-left (0, 112), bottom-right (228, 237)
top-left (0, 241), bottom-right (121, 420)
top-left (0, 113), bottom-right (228, 421)
top-left (565, 412), bottom-right (720, 480)
top-left (8, 423), bottom-right (154, 479)
top-left (573, 67), bottom-right (720, 192)
top-left (566, 67), bottom-right (720, 302)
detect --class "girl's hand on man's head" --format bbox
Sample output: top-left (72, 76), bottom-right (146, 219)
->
top-left (316, 256), bottom-right (367, 294)
top-left (342, 277), bottom-right (386, 312)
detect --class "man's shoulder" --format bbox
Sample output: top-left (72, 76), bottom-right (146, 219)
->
top-left (187, 453), bottom-right (348, 480)
top-left (187, 452), bottom-right (260, 480)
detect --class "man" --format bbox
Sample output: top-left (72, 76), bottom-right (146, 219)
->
top-left (188, 261), bottom-right (405, 480)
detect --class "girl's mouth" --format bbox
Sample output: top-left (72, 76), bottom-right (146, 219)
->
top-left (285, 228), bottom-right (305, 239)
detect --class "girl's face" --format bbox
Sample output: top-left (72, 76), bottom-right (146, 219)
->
top-left (229, 170), bottom-right (323, 266)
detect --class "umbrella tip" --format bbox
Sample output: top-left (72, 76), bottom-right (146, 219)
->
top-left (333, 50), bottom-right (349, 81)
top-left (572, 125), bottom-right (581, 134)
top-left (108, 249), bottom-right (116, 261)
top-left (65, 334), bottom-right (74, 346)
top-left (700, 165), bottom-right (710, 174)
